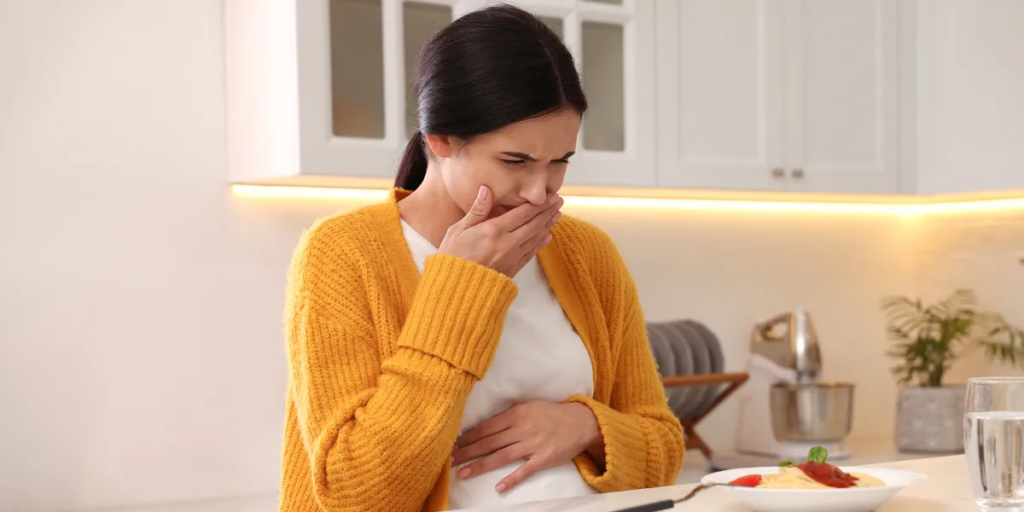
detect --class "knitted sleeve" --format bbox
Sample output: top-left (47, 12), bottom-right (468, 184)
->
top-left (567, 229), bottom-right (685, 492)
top-left (282, 228), bottom-right (517, 511)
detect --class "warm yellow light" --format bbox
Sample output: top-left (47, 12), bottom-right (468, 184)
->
top-left (229, 185), bottom-right (1024, 215)
top-left (232, 185), bottom-right (388, 201)
top-left (915, 197), bottom-right (1024, 214)
top-left (562, 195), bottom-right (907, 214)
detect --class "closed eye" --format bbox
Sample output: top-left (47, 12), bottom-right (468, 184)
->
top-left (500, 159), bottom-right (527, 166)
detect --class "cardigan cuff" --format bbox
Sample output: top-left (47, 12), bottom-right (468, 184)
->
top-left (567, 395), bottom-right (649, 491)
top-left (397, 254), bottom-right (517, 380)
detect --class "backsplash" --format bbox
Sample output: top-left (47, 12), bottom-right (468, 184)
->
top-left (913, 208), bottom-right (1024, 382)
top-left (510, 205), bottom-right (920, 450)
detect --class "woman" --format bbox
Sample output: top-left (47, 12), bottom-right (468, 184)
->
top-left (280, 5), bottom-right (684, 511)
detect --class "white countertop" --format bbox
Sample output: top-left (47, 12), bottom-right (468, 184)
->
top-left (452, 456), bottom-right (976, 512)
top-left (95, 455), bottom-right (974, 512)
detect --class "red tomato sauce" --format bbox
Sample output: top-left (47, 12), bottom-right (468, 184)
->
top-left (796, 461), bottom-right (860, 488)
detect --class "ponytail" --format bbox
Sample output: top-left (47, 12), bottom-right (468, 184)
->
top-left (395, 131), bottom-right (428, 191)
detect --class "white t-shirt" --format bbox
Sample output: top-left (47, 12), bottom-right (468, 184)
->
top-left (399, 220), bottom-right (599, 509)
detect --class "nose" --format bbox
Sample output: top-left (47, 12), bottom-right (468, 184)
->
top-left (519, 173), bottom-right (548, 206)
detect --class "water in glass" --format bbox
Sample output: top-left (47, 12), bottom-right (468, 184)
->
top-left (966, 411), bottom-right (1024, 509)
top-left (966, 377), bottom-right (1024, 511)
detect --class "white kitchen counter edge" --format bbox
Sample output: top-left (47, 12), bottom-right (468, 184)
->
top-left (83, 455), bottom-right (973, 512)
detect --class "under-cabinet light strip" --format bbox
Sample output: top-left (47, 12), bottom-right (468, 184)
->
top-left (230, 185), bottom-right (1024, 215)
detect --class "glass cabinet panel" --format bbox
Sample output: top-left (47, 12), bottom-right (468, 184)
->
top-left (403, 2), bottom-right (453, 136)
top-left (537, 16), bottom-right (564, 40)
top-left (581, 21), bottom-right (625, 151)
top-left (329, 0), bottom-right (385, 138)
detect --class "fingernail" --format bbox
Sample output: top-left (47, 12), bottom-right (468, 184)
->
top-left (477, 186), bottom-right (488, 201)
top-left (496, 483), bottom-right (507, 493)
top-left (549, 194), bottom-right (560, 205)
top-left (450, 455), bottom-right (454, 465)
top-left (553, 212), bottom-right (563, 222)
top-left (458, 467), bottom-right (472, 479)
top-left (542, 234), bottom-right (553, 245)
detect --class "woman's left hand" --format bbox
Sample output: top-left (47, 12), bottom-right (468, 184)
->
top-left (452, 400), bottom-right (605, 492)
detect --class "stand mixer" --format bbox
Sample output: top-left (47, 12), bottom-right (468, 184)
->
top-left (735, 307), bottom-right (855, 460)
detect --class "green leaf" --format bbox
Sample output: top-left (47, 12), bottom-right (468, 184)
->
top-left (808, 446), bottom-right (828, 463)
top-left (778, 461), bottom-right (794, 468)
top-left (883, 290), bottom-right (1024, 386)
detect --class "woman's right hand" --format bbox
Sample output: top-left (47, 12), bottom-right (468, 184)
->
top-left (438, 185), bottom-right (563, 278)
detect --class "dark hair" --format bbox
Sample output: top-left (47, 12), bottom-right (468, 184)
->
top-left (395, 4), bottom-right (588, 190)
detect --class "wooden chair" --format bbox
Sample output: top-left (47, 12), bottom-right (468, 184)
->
top-left (661, 372), bottom-right (749, 459)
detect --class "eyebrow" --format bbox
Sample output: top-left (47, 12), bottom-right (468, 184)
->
top-left (501, 151), bottom-right (576, 162)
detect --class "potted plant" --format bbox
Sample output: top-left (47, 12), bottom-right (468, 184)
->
top-left (881, 289), bottom-right (1023, 453)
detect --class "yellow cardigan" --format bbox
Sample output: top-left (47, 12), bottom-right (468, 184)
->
top-left (280, 189), bottom-right (684, 511)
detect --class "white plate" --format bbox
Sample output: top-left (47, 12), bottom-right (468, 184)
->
top-left (701, 466), bottom-right (928, 512)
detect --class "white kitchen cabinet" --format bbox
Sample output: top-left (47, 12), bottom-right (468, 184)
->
top-left (655, 0), bottom-right (902, 194)
top-left (227, 0), bottom-right (1023, 198)
top-left (226, 0), bottom-right (656, 188)
top-left (226, 0), bottom-right (453, 186)
top-left (911, 0), bottom-right (1024, 195)
top-left (654, 0), bottom-right (784, 192)
top-left (785, 0), bottom-right (901, 194)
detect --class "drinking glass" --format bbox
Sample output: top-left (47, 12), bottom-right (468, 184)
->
top-left (965, 377), bottom-right (1024, 510)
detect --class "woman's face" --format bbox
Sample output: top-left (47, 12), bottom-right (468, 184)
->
top-left (425, 109), bottom-right (581, 219)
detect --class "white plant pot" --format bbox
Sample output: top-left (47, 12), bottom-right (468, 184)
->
top-left (895, 386), bottom-right (967, 453)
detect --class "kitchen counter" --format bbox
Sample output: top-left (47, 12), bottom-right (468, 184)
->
top-left (452, 455), bottom-right (976, 511)
top-left (94, 455), bottom-right (974, 512)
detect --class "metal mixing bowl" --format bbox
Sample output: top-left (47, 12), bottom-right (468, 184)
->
top-left (770, 382), bottom-right (854, 442)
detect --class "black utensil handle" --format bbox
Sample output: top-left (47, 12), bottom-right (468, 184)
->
top-left (610, 499), bottom-right (676, 512)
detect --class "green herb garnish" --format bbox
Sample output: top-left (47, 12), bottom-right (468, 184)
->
top-left (808, 446), bottom-right (829, 463)
top-left (776, 446), bottom-right (829, 467)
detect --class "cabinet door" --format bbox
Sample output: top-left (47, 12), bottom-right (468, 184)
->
top-left (296, 0), bottom-right (456, 181)
top-left (656, 0), bottom-right (786, 191)
top-left (783, 0), bottom-right (901, 194)
top-left (494, 0), bottom-right (656, 188)
top-left (917, 0), bottom-right (1024, 194)
top-left (296, 0), bottom-right (654, 186)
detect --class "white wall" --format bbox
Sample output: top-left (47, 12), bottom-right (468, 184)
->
top-left (4, 1), bottom-right (1015, 511)
top-left (0, 2), bottom-right (289, 510)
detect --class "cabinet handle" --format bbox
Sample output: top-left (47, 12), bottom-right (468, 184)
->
top-left (772, 168), bottom-right (785, 178)
top-left (791, 168), bottom-right (805, 179)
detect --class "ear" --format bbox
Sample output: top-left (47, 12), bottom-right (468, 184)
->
top-left (424, 134), bottom-right (456, 159)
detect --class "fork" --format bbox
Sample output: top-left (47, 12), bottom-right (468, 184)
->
top-left (610, 483), bottom-right (740, 512)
